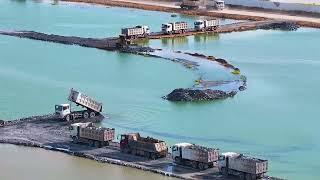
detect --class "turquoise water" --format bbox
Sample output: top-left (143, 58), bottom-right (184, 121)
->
top-left (1, 1), bottom-right (320, 180)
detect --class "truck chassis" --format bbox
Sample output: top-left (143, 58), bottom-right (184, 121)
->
top-left (71, 136), bottom-right (110, 148)
top-left (174, 156), bottom-right (214, 170)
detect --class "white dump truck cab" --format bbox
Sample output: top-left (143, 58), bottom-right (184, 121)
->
top-left (55, 104), bottom-right (71, 120)
top-left (218, 152), bottom-right (239, 170)
top-left (194, 20), bottom-right (205, 31)
top-left (162, 23), bottom-right (173, 34)
top-left (69, 122), bottom-right (91, 137)
top-left (215, 0), bottom-right (225, 10)
top-left (171, 142), bottom-right (192, 160)
top-left (143, 26), bottom-right (150, 34)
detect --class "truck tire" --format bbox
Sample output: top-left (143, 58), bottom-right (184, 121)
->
top-left (174, 157), bottom-right (182, 165)
top-left (191, 161), bottom-right (198, 169)
top-left (89, 112), bottom-right (95, 118)
top-left (89, 140), bottom-right (94, 147)
top-left (94, 141), bottom-right (101, 148)
top-left (72, 136), bottom-right (78, 144)
top-left (245, 173), bottom-right (253, 180)
top-left (65, 114), bottom-right (71, 121)
top-left (150, 153), bottom-right (156, 160)
top-left (239, 173), bottom-right (245, 180)
top-left (221, 167), bottom-right (227, 175)
top-left (83, 112), bottom-right (89, 119)
top-left (198, 162), bottom-right (204, 170)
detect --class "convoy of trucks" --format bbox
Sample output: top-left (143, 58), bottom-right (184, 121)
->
top-left (172, 143), bottom-right (219, 170)
top-left (162, 22), bottom-right (188, 34)
top-left (119, 133), bottom-right (168, 159)
top-left (194, 19), bottom-right (220, 31)
top-left (67, 122), bottom-right (269, 179)
top-left (55, 88), bottom-right (103, 121)
top-left (120, 19), bottom-right (219, 39)
top-left (121, 25), bottom-right (150, 39)
top-left (218, 152), bottom-right (268, 180)
top-left (70, 122), bottom-right (115, 147)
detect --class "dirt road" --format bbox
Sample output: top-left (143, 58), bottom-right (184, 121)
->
top-left (63, 0), bottom-right (320, 28)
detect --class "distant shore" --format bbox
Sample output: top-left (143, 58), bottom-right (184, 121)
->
top-left (61, 0), bottom-right (320, 28)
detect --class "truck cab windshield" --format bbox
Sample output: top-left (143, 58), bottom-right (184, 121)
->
top-left (55, 105), bottom-right (63, 111)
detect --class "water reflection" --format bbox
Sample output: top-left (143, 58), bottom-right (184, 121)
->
top-left (161, 37), bottom-right (188, 47)
top-left (194, 33), bottom-right (220, 44)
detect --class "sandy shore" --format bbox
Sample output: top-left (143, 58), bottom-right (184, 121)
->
top-left (61, 0), bottom-right (320, 28)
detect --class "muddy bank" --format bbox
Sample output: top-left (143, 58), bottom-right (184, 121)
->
top-left (62, 0), bottom-right (320, 28)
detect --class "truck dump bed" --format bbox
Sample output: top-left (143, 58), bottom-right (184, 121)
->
top-left (229, 155), bottom-right (268, 175)
top-left (129, 135), bottom-right (167, 153)
top-left (79, 125), bottom-right (115, 142)
top-left (183, 145), bottom-right (219, 163)
top-left (121, 27), bottom-right (144, 36)
top-left (173, 22), bottom-right (188, 31)
top-left (68, 88), bottom-right (103, 112)
top-left (206, 19), bottom-right (220, 27)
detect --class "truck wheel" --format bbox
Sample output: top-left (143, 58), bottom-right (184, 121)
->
top-left (150, 153), bottom-right (156, 160)
top-left (245, 173), bottom-right (252, 180)
top-left (174, 157), bottom-right (182, 165)
top-left (191, 161), bottom-right (198, 169)
top-left (72, 136), bottom-right (78, 144)
top-left (89, 140), bottom-right (94, 147)
top-left (89, 112), bottom-right (95, 118)
top-left (221, 167), bottom-right (227, 175)
top-left (65, 114), bottom-right (71, 121)
top-left (94, 141), bottom-right (101, 148)
top-left (83, 112), bottom-right (89, 119)
top-left (239, 173), bottom-right (245, 180)
top-left (198, 162), bottom-right (205, 170)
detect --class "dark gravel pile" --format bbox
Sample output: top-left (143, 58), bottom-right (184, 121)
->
top-left (164, 88), bottom-right (237, 101)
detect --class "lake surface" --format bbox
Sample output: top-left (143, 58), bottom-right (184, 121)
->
top-left (0, 1), bottom-right (320, 180)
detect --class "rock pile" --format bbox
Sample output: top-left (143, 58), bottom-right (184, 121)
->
top-left (259, 21), bottom-right (300, 31)
top-left (164, 88), bottom-right (237, 102)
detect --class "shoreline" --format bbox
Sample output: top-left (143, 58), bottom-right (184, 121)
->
top-left (61, 0), bottom-right (320, 28)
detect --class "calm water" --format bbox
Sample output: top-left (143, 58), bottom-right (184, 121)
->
top-left (0, 1), bottom-right (320, 180)
top-left (0, 144), bottom-right (175, 180)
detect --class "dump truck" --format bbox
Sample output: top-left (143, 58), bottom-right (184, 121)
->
top-left (55, 88), bottom-right (103, 121)
top-left (206, 0), bottom-right (225, 10)
top-left (70, 122), bottom-right (115, 147)
top-left (121, 25), bottom-right (150, 40)
top-left (180, 0), bottom-right (200, 10)
top-left (120, 133), bottom-right (168, 159)
top-left (218, 152), bottom-right (268, 180)
top-left (162, 22), bottom-right (188, 34)
top-left (194, 19), bottom-right (220, 31)
top-left (172, 143), bottom-right (219, 170)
